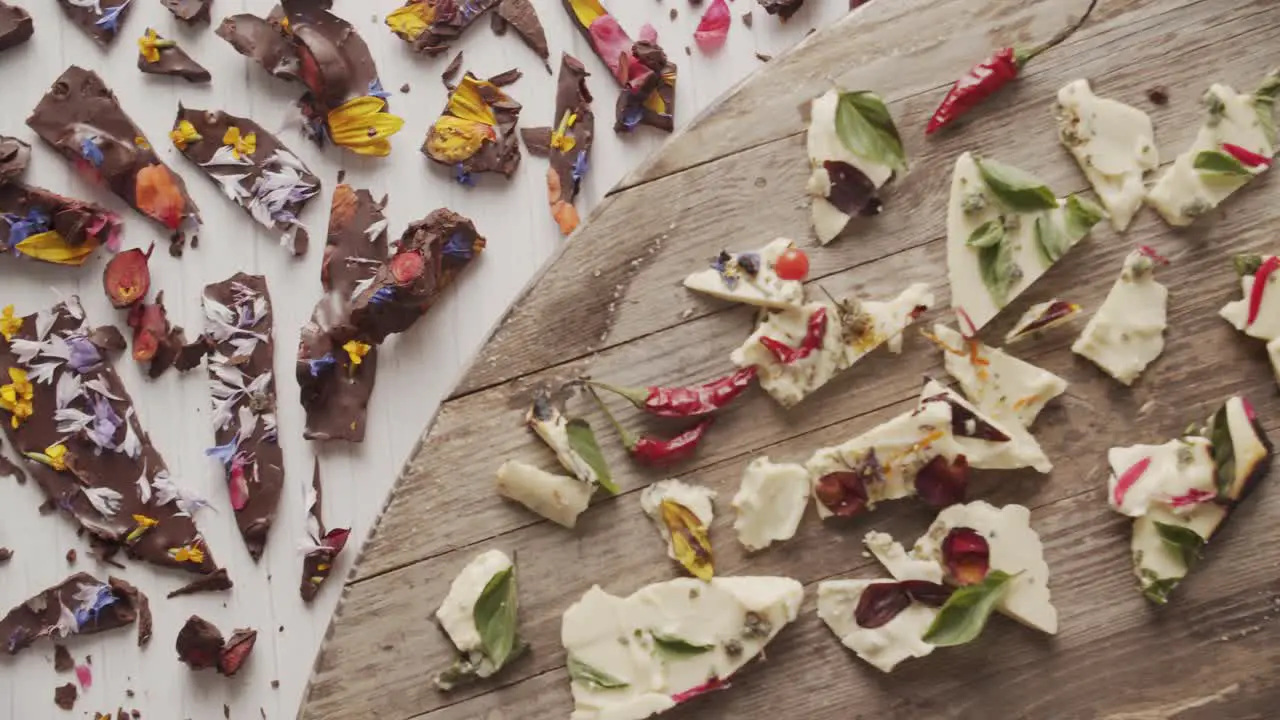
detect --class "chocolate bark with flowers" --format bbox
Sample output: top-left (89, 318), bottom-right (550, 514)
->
top-left (296, 184), bottom-right (389, 442)
top-left (0, 297), bottom-right (220, 576)
top-left (198, 274), bottom-right (284, 561)
top-left (283, 0), bottom-right (405, 157)
top-left (561, 0), bottom-right (677, 133)
top-left (423, 73), bottom-right (522, 183)
top-left (58, 0), bottom-right (133, 47)
top-left (27, 67), bottom-right (201, 253)
top-left (521, 54), bottom-right (593, 235)
top-left (216, 9), bottom-right (300, 82)
top-left (0, 1), bottom-right (33, 52)
top-left (171, 106), bottom-right (320, 256)
top-left (300, 459), bottom-right (350, 600)
top-left (0, 573), bottom-right (148, 655)
top-left (162, 0), bottom-right (212, 24)
top-left (136, 28), bottom-right (211, 83)
top-left (386, 0), bottom-right (501, 56)
top-left (1, 136), bottom-right (123, 266)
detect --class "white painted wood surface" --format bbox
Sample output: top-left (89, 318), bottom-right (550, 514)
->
top-left (0, 1), bottom-right (850, 717)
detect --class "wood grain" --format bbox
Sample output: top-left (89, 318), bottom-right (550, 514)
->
top-left (301, 0), bottom-right (1280, 718)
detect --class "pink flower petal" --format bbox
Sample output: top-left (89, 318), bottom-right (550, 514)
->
top-left (588, 15), bottom-right (635, 83)
top-left (228, 463), bottom-right (250, 511)
top-left (639, 22), bottom-right (658, 44)
top-left (694, 0), bottom-right (731, 52)
top-left (322, 528), bottom-right (351, 554)
top-left (75, 664), bottom-right (92, 689)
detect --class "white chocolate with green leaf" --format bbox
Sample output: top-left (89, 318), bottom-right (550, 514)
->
top-left (1106, 439), bottom-right (1216, 519)
top-left (930, 323), bottom-right (1067, 429)
top-left (1072, 249), bottom-right (1167, 386)
top-left (526, 390), bottom-right (613, 492)
top-left (1056, 79), bottom-right (1158, 231)
top-left (640, 479), bottom-right (717, 563)
top-left (816, 580), bottom-right (938, 673)
top-left (434, 549), bottom-right (524, 690)
top-left (806, 89), bottom-right (902, 245)
top-left (1221, 255), bottom-right (1280, 386)
top-left (1146, 76), bottom-right (1278, 227)
top-left (682, 238), bottom-right (805, 309)
top-left (918, 378), bottom-right (1052, 473)
top-left (495, 459), bottom-right (592, 529)
top-left (731, 457), bottom-right (810, 552)
top-left (947, 152), bottom-right (1106, 333)
top-left (562, 577), bottom-right (803, 720)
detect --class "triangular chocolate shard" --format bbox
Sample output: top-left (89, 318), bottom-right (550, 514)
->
top-left (137, 29), bottom-right (212, 83)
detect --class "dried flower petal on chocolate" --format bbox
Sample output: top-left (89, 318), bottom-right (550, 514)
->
top-left (941, 527), bottom-right (990, 586)
top-left (389, 250), bottom-right (426, 285)
top-left (24, 443), bottom-right (70, 471)
top-left (217, 628), bottom-right (256, 676)
top-left (660, 498), bottom-right (714, 580)
top-left (327, 97), bottom-right (405, 158)
top-left (169, 120), bottom-right (203, 151)
top-left (125, 514), bottom-right (158, 543)
top-left (342, 340), bottom-right (371, 368)
top-left (137, 28), bottom-right (175, 63)
top-left (0, 367), bottom-right (34, 428)
top-left (386, 1), bottom-right (436, 42)
top-left (134, 165), bottom-right (185, 230)
top-left (102, 245), bottom-right (152, 309)
top-left (853, 582), bottom-right (911, 628)
top-left (168, 544), bottom-right (205, 564)
top-left (15, 232), bottom-right (96, 267)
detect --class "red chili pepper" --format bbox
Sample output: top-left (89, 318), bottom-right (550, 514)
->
top-left (1246, 256), bottom-right (1280, 326)
top-left (587, 366), bottom-right (757, 418)
top-left (926, 0), bottom-right (1098, 135)
top-left (760, 306), bottom-right (828, 364)
top-left (1113, 456), bottom-right (1152, 507)
top-left (1222, 143), bottom-right (1273, 169)
top-left (672, 676), bottom-right (728, 704)
top-left (589, 388), bottom-right (715, 465)
top-left (1137, 245), bottom-right (1170, 265)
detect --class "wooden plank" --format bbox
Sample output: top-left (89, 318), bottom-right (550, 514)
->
top-left (451, 0), bottom-right (1271, 398)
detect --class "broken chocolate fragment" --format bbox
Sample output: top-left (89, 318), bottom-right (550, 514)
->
top-left (0, 299), bottom-right (220, 576)
top-left (0, 547), bottom-right (11, 563)
top-left (167, 567), bottom-right (233, 599)
top-left (58, 0), bottom-right (132, 47)
top-left (0, 134), bottom-right (30, 182)
top-left (55, 682), bottom-right (77, 710)
top-left (389, 0), bottom-right (501, 56)
top-left (171, 106), bottom-right (320, 256)
top-left (442, 51), bottom-right (463, 90)
top-left (200, 274), bottom-right (284, 560)
top-left (0, 572), bottom-right (143, 655)
top-left (498, 0), bottom-right (549, 62)
top-left (55, 643), bottom-right (74, 672)
top-left (0, 1), bottom-right (33, 53)
top-left (423, 73), bottom-right (522, 181)
top-left (529, 54), bottom-right (593, 235)
top-left (109, 576), bottom-right (151, 646)
top-left (137, 28), bottom-right (212, 83)
top-left (161, 0), bottom-right (212, 24)
top-left (219, 628), bottom-right (257, 676)
top-left (127, 293), bottom-right (196, 378)
top-left (0, 173), bottom-right (123, 266)
top-left (175, 615), bottom-right (222, 670)
top-left (300, 459), bottom-right (350, 601)
top-left (27, 67), bottom-right (201, 248)
top-left (758, 0), bottom-right (805, 20)
top-left (490, 10), bottom-right (507, 34)
top-left (520, 127), bottom-right (551, 157)
top-left (488, 68), bottom-right (522, 87)
top-left (217, 13), bottom-right (300, 82)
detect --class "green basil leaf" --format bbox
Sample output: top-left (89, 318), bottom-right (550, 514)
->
top-left (1234, 254), bottom-right (1264, 277)
top-left (1142, 577), bottom-right (1179, 606)
top-left (978, 234), bottom-right (1019, 307)
top-left (650, 632), bottom-right (715, 656)
top-left (975, 157), bottom-right (1058, 212)
top-left (922, 570), bottom-right (1016, 647)
top-left (834, 91), bottom-right (907, 173)
top-left (567, 655), bottom-right (630, 690)
top-left (566, 418), bottom-right (617, 494)
top-left (1256, 71), bottom-right (1280, 103)
top-left (1063, 194), bottom-right (1106, 239)
top-left (1034, 215), bottom-right (1066, 266)
top-left (1208, 404), bottom-right (1236, 497)
top-left (1193, 150), bottom-right (1251, 177)
top-left (965, 219), bottom-right (1004, 249)
top-left (1153, 521), bottom-right (1206, 570)
top-left (474, 567), bottom-right (519, 669)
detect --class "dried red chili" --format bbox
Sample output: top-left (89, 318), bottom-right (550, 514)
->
top-left (1222, 143), bottom-right (1273, 169)
top-left (587, 366), bottom-right (757, 418)
top-left (589, 388), bottom-right (715, 465)
top-left (926, 0), bottom-right (1098, 134)
top-left (759, 306), bottom-right (828, 364)
top-left (914, 454), bottom-right (970, 509)
top-left (1246, 256), bottom-right (1280, 327)
top-left (1136, 245), bottom-right (1169, 265)
top-left (1112, 456), bottom-right (1152, 507)
top-left (941, 527), bottom-right (990, 586)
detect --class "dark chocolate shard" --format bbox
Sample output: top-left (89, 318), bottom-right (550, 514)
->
top-left (284, 0), bottom-right (383, 109)
top-left (0, 174), bottom-right (124, 266)
top-left (137, 29), bottom-right (211, 83)
top-left (126, 293), bottom-right (196, 378)
top-left (0, 134), bottom-right (30, 182)
top-left (758, 0), bottom-right (805, 20)
top-left (216, 13), bottom-right (300, 82)
top-left (218, 628), bottom-right (257, 676)
top-left (300, 459), bottom-right (350, 601)
top-left (58, 0), bottom-right (132, 47)
top-left (423, 73), bottom-right (522, 180)
top-left (540, 54), bottom-right (593, 235)
top-left (161, 0), bottom-right (212, 23)
top-left (167, 567), bottom-right (234, 598)
top-left (109, 576), bottom-right (150, 646)
top-left (0, 547), bottom-right (12, 562)
top-left (199, 274), bottom-right (284, 561)
top-left (55, 682), bottom-right (77, 710)
top-left (88, 325), bottom-right (126, 354)
top-left (498, 0), bottom-right (548, 61)
top-left (488, 68), bottom-right (522, 87)
top-left (0, 1), bottom-right (34, 53)
top-left (442, 51), bottom-right (463, 90)
top-left (0, 299), bottom-right (220, 577)
top-left (55, 643), bottom-right (74, 672)
top-left (520, 127), bottom-right (551, 157)
top-left (297, 185), bottom-right (388, 442)
top-left (26, 67), bottom-right (201, 246)
top-left (391, 0), bottom-right (501, 56)
top-left (0, 572), bottom-right (141, 656)
top-left (490, 8), bottom-right (507, 34)
top-left (171, 106), bottom-right (321, 256)
top-left (175, 615), bottom-right (222, 670)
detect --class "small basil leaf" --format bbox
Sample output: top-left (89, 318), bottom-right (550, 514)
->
top-left (1034, 215), bottom-right (1066, 266)
top-left (965, 219), bottom-right (1005, 249)
top-left (566, 418), bottom-right (618, 494)
top-left (1153, 521), bottom-right (1206, 570)
top-left (650, 632), bottom-right (715, 655)
top-left (567, 655), bottom-right (630, 690)
top-left (1063, 194), bottom-right (1106, 239)
top-left (1142, 577), bottom-right (1179, 606)
top-left (975, 158), bottom-right (1057, 212)
top-left (1193, 150), bottom-right (1251, 177)
top-left (1208, 405), bottom-right (1236, 497)
top-left (978, 235), bottom-right (1019, 307)
top-left (473, 567), bottom-right (519, 669)
top-left (921, 570), bottom-right (1016, 647)
top-left (834, 91), bottom-right (907, 173)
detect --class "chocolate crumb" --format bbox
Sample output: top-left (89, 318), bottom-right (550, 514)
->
top-left (176, 616), bottom-right (224, 671)
top-left (278, 625), bottom-right (284, 632)
top-left (0, 547), bottom-right (11, 564)
top-left (400, 83), bottom-right (411, 93)
top-left (118, 709), bottom-right (129, 720)
top-left (755, 52), bottom-right (773, 62)
top-left (54, 644), bottom-right (74, 672)
top-left (685, 45), bottom-right (691, 55)
top-left (224, 704), bottom-right (230, 719)
top-left (132, 711), bottom-right (141, 719)
top-left (742, 12), bottom-right (753, 27)
top-left (1147, 86), bottom-right (1169, 106)
top-left (54, 682), bottom-right (77, 710)
top-left (126, 690), bottom-right (135, 698)
top-left (65, 549), bottom-right (76, 563)
top-left (669, 7), bottom-right (677, 20)
top-left (271, 680), bottom-right (279, 689)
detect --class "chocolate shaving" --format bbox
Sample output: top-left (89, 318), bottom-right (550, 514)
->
top-left (520, 127), bottom-right (552, 157)
top-left (54, 643), bottom-right (74, 672)
top-left (55, 682), bottom-right (77, 710)
top-left (0, 572), bottom-right (143, 656)
top-left (758, 0), bottom-right (806, 21)
top-left (167, 567), bottom-right (234, 599)
top-left (498, 0), bottom-right (549, 61)
top-left (216, 13), bottom-right (300, 82)
top-left (162, 0), bottom-right (213, 24)
top-left (0, 1), bottom-right (34, 53)
top-left (137, 30), bottom-right (212, 83)
top-left (442, 51), bottom-right (463, 90)
top-left (742, 11), bottom-right (754, 27)
top-left (57, 0), bottom-right (132, 47)
top-left (422, 73), bottom-right (523, 179)
top-left (0, 547), bottom-right (11, 563)
top-left (488, 68), bottom-right (522, 87)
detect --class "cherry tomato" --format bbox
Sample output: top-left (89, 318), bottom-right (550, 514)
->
top-left (774, 248), bottom-right (810, 281)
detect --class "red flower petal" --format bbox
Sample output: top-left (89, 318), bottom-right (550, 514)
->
top-left (217, 629), bottom-right (257, 677)
top-left (1167, 488), bottom-right (1216, 509)
top-left (941, 527), bottom-right (990, 586)
top-left (1137, 245), bottom-right (1169, 265)
top-left (638, 22), bottom-right (658, 44)
top-left (693, 0), bottom-right (731, 52)
top-left (228, 463), bottom-right (249, 511)
top-left (102, 245), bottom-right (153, 309)
top-left (1246, 256), bottom-right (1280, 327)
top-left (588, 15), bottom-right (635, 83)
top-left (322, 527), bottom-right (351, 554)
top-left (1112, 456), bottom-right (1152, 507)
top-left (853, 582), bottom-right (911, 628)
top-left (75, 664), bottom-right (92, 689)
top-left (900, 580), bottom-right (955, 608)
top-left (389, 251), bottom-right (425, 285)
top-left (672, 676), bottom-right (728, 704)
top-left (914, 454), bottom-right (970, 509)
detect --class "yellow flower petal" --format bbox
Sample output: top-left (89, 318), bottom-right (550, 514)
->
top-left (566, 0), bottom-right (608, 28)
top-left (385, 1), bottom-right (435, 40)
top-left (342, 340), bottom-right (371, 367)
top-left (170, 120), bottom-right (203, 151)
top-left (448, 76), bottom-right (499, 127)
top-left (643, 89), bottom-right (666, 116)
top-left (327, 96), bottom-right (405, 157)
top-left (660, 499), bottom-right (714, 580)
top-left (0, 305), bottom-right (21, 341)
top-left (15, 231), bottom-right (95, 266)
top-left (425, 116), bottom-right (494, 163)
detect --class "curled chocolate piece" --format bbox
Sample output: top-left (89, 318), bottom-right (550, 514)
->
top-left (0, 1), bottom-right (33, 53)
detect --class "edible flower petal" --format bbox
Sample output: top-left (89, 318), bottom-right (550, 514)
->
top-left (169, 544), bottom-right (205, 564)
top-left (327, 96), bottom-right (405, 157)
top-left (25, 443), bottom-right (69, 471)
top-left (0, 305), bottom-right (21, 341)
top-left (385, 1), bottom-right (436, 41)
top-left (134, 164), bottom-right (186, 230)
top-left (427, 116), bottom-right (495, 162)
top-left (126, 514), bottom-right (158, 543)
top-left (170, 120), bottom-right (203, 151)
top-left (914, 454), bottom-right (970, 508)
top-left (0, 367), bottom-right (34, 428)
top-left (307, 353), bottom-right (337, 377)
top-left (550, 111), bottom-right (578, 154)
top-left (941, 527), bottom-right (990, 586)
top-left (342, 340), bottom-right (371, 367)
top-left (95, 0), bottom-right (130, 33)
top-left (693, 0), bottom-right (731, 52)
top-left (15, 231), bottom-right (94, 266)
top-left (659, 498), bottom-right (714, 580)
top-left (137, 28), bottom-right (174, 64)
top-left (222, 127), bottom-right (257, 159)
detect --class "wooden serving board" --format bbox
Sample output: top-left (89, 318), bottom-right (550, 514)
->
top-left (300, 1), bottom-right (1280, 718)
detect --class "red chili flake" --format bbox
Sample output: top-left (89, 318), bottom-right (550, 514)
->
top-left (388, 251), bottom-right (425, 285)
top-left (217, 629), bottom-right (257, 677)
top-left (1136, 245), bottom-right (1170, 265)
top-left (671, 676), bottom-right (728, 704)
top-left (1167, 488), bottom-right (1216, 509)
top-left (1242, 396), bottom-right (1258, 422)
top-left (853, 582), bottom-right (912, 628)
top-left (941, 527), bottom-right (990, 586)
top-left (102, 244), bottom-right (153, 309)
top-left (900, 580), bottom-right (955, 608)
top-left (914, 454), bottom-right (970, 509)
top-left (1246, 256), bottom-right (1280, 327)
top-left (955, 306), bottom-right (978, 337)
top-left (1221, 143), bottom-right (1273, 169)
top-left (815, 470), bottom-right (870, 518)
top-left (1112, 456), bottom-right (1152, 507)
top-left (760, 307), bottom-right (828, 364)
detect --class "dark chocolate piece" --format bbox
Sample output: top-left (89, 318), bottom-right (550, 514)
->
top-left (161, 0), bottom-right (212, 23)
top-left (0, 446), bottom-right (24, 482)
top-left (0, 572), bottom-right (142, 655)
top-left (442, 51), bottom-right (463, 90)
top-left (55, 643), bottom-right (74, 671)
top-left (172, 107), bottom-right (320, 256)
top-left (65, 548), bottom-right (76, 563)
top-left (167, 567), bottom-right (233, 598)
top-left (127, 293), bottom-right (196, 378)
top-left (0, 547), bottom-right (11, 562)
top-left (488, 68), bottom-right (522, 87)
top-left (0, 175), bottom-right (123, 267)
top-left (490, 8), bottom-right (506, 34)
top-left (758, 0), bottom-right (805, 20)
top-left (216, 12), bottom-right (300, 82)
top-left (26, 67), bottom-right (201, 247)
top-left (137, 29), bottom-right (211, 83)
top-left (497, 0), bottom-right (548, 62)
top-left (57, 0), bottom-right (132, 47)
top-left (520, 127), bottom-right (551, 157)
top-left (110, 576), bottom-right (151, 646)
top-left (55, 682), bottom-right (77, 710)
top-left (0, 134), bottom-right (30, 182)
top-left (0, 299), bottom-right (220, 576)
top-left (175, 615), bottom-right (222, 670)
top-left (539, 54), bottom-right (593, 235)
top-left (423, 73), bottom-right (522, 181)
top-left (0, 1), bottom-right (33, 53)
top-left (742, 11), bottom-right (753, 27)
top-left (300, 459), bottom-right (349, 601)
top-left (199, 274), bottom-right (284, 560)
top-left (390, 0), bottom-right (501, 56)
top-left (297, 185), bottom-right (388, 442)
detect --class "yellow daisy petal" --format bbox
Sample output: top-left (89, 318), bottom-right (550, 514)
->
top-left (0, 305), bottom-right (21, 341)
top-left (327, 96), bottom-right (405, 157)
top-left (448, 76), bottom-right (498, 127)
top-left (566, 0), bottom-right (608, 28)
top-left (385, 1), bottom-right (435, 41)
top-left (15, 231), bottom-right (95, 266)
top-left (425, 116), bottom-right (494, 163)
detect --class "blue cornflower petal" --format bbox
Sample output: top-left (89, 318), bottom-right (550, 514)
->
top-left (571, 151), bottom-right (589, 187)
top-left (80, 138), bottom-right (105, 168)
top-left (453, 163), bottom-right (476, 187)
top-left (369, 287), bottom-right (396, 305)
top-left (442, 231), bottom-right (474, 261)
top-left (307, 353), bottom-right (337, 378)
top-left (620, 104), bottom-right (643, 131)
top-left (94, 0), bottom-right (131, 33)
top-left (205, 437), bottom-right (239, 467)
top-left (368, 79), bottom-right (391, 100)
